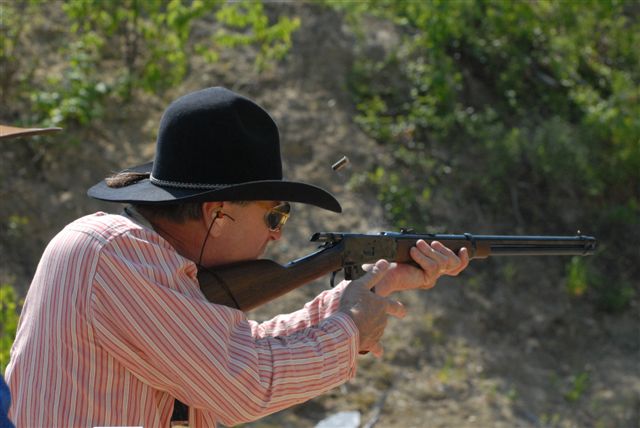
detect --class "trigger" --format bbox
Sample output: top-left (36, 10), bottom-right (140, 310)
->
top-left (330, 270), bottom-right (339, 287)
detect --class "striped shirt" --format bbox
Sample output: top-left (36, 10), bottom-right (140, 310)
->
top-left (5, 212), bottom-right (358, 427)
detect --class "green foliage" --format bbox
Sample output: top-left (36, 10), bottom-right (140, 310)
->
top-left (30, 37), bottom-right (110, 127)
top-left (61, 0), bottom-right (219, 96)
top-left (1, 0), bottom-right (300, 127)
top-left (334, 0), bottom-right (639, 311)
top-left (59, 0), bottom-right (299, 95)
top-left (565, 257), bottom-right (588, 297)
top-left (214, 2), bottom-right (300, 71)
top-left (564, 372), bottom-right (590, 403)
top-left (593, 278), bottom-right (635, 313)
top-left (0, 284), bottom-right (21, 371)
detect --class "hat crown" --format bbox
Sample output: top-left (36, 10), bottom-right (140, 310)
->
top-left (152, 87), bottom-right (282, 188)
top-left (87, 87), bottom-right (342, 212)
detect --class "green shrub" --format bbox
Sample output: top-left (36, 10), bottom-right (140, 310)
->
top-left (335, 0), bottom-right (639, 310)
top-left (0, 284), bottom-right (21, 371)
top-left (1, 0), bottom-right (300, 126)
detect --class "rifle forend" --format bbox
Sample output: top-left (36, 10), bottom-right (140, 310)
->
top-left (198, 231), bottom-right (597, 311)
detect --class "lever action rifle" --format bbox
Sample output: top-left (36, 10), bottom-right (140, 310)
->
top-left (198, 231), bottom-right (597, 311)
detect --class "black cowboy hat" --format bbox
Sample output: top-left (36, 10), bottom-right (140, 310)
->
top-left (88, 87), bottom-right (342, 212)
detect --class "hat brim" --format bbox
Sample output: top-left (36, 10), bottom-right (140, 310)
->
top-left (88, 162), bottom-right (342, 213)
top-left (0, 125), bottom-right (62, 140)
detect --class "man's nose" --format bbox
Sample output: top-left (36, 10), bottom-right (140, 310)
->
top-left (269, 228), bottom-right (283, 241)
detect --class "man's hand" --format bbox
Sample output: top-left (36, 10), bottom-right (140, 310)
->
top-left (339, 260), bottom-right (407, 357)
top-left (371, 240), bottom-right (470, 297)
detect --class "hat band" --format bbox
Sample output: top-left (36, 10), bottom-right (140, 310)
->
top-left (150, 174), bottom-right (229, 190)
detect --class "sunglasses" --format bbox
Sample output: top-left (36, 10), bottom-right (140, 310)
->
top-left (256, 201), bottom-right (291, 232)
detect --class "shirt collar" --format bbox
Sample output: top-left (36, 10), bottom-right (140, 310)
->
top-left (122, 205), bottom-right (155, 231)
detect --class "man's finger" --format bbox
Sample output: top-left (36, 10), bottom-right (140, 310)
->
top-left (361, 263), bottom-right (374, 272)
top-left (384, 298), bottom-right (407, 319)
top-left (459, 247), bottom-right (470, 265)
top-left (448, 247), bottom-right (470, 275)
top-left (362, 261), bottom-right (397, 273)
top-left (370, 342), bottom-right (384, 358)
top-left (430, 240), bottom-right (458, 258)
top-left (416, 239), bottom-right (445, 259)
top-left (357, 259), bottom-right (391, 290)
top-left (410, 245), bottom-right (439, 272)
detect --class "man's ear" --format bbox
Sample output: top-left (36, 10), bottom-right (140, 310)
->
top-left (202, 201), bottom-right (225, 236)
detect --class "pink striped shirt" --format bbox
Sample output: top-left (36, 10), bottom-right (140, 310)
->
top-left (5, 212), bottom-right (358, 427)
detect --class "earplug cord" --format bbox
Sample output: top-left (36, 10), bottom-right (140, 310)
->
top-left (196, 211), bottom-right (241, 310)
top-left (197, 211), bottom-right (235, 268)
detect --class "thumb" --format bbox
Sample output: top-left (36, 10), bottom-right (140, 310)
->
top-left (357, 259), bottom-right (391, 291)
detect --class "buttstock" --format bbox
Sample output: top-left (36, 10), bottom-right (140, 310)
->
top-left (198, 244), bottom-right (344, 311)
top-left (198, 260), bottom-right (295, 311)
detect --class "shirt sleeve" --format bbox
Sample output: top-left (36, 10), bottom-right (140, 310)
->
top-left (249, 281), bottom-right (350, 339)
top-left (89, 233), bottom-right (358, 426)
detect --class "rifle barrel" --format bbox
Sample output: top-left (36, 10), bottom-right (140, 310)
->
top-left (378, 232), bottom-right (598, 258)
top-left (474, 235), bottom-right (596, 256)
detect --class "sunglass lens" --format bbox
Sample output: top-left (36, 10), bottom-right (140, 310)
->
top-left (266, 212), bottom-right (283, 230)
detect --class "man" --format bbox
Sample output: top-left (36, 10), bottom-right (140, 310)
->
top-left (5, 87), bottom-right (468, 427)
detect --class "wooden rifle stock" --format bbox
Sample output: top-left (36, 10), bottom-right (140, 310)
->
top-left (198, 231), bottom-right (597, 311)
top-left (198, 241), bottom-right (346, 311)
